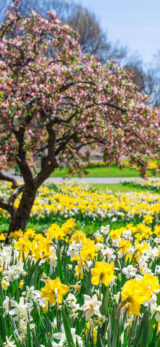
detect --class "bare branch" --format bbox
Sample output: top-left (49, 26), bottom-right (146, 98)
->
top-left (51, 101), bottom-right (126, 126)
top-left (0, 171), bottom-right (18, 189)
top-left (0, 197), bottom-right (14, 215)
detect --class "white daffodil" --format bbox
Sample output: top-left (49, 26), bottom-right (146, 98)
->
top-left (101, 246), bottom-right (115, 261)
top-left (65, 293), bottom-right (80, 318)
top-left (3, 262), bottom-right (26, 282)
top-left (121, 229), bottom-right (132, 240)
top-left (9, 297), bottom-right (33, 321)
top-left (3, 296), bottom-right (10, 315)
top-left (0, 246), bottom-right (12, 267)
top-left (52, 327), bottom-right (83, 347)
top-left (3, 336), bottom-right (16, 347)
top-left (100, 225), bottom-right (110, 235)
top-left (80, 294), bottom-right (102, 320)
top-left (52, 331), bottom-right (65, 347)
top-left (155, 306), bottom-right (160, 323)
top-left (112, 238), bottom-right (120, 248)
top-left (67, 241), bottom-right (81, 258)
top-left (66, 293), bottom-right (77, 306)
top-left (96, 243), bottom-right (105, 251)
top-left (122, 265), bottom-right (137, 279)
top-left (22, 285), bottom-right (41, 303)
top-left (49, 246), bottom-right (57, 265)
top-left (146, 294), bottom-right (158, 314)
top-left (114, 292), bottom-right (120, 304)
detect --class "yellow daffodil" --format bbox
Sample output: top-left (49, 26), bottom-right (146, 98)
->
top-left (121, 278), bottom-right (151, 316)
top-left (41, 277), bottom-right (69, 306)
top-left (141, 273), bottom-right (160, 293)
top-left (91, 261), bottom-right (115, 287)
top-left (118, 239), bottom-right (132, 255)
top-left (143, 215), bottom-right (153, 224)
top-left (0, 233), bottom-right (5, 241)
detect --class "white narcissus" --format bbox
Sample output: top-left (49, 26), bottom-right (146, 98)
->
top-left (67, 241), bottom-right (81, 258)
top-left (22, 285), bottom-right (41, 302)
top-left (9, 297), bottom-right (33, 321)
top-left (155, 306), bottom-right (160, 323)
top-left (65, 293), bottom-right (80, 318)
top-left (3, 336), bottom-right (16, 347)
top-left (80, 294), bottom-right (102, 320)
top-left (122, 265), bottom-right (137, 279)
top-left (52, 327), bottom-right (83, 347)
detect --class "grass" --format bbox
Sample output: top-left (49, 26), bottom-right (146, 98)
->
top-left (0, 215), bottom-right (142, 236)
top-left (50, 165), bottom-right (155, 178)
top-left (90, 183), bottom-right (160, 193)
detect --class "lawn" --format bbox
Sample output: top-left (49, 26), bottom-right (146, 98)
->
top-left (90, 183), bottom-right (158, 193)
top-left (50, 165), bottom-right (155, 178)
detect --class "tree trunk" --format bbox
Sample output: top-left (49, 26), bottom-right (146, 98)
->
top-left (8, 188), bottom-right (36, 234)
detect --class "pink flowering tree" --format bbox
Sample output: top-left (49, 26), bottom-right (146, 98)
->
top-left (0, 1), bottom-right (159, 234)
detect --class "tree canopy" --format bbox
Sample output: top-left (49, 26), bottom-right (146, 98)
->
top-left (0, 1), bottom-right (159, 233)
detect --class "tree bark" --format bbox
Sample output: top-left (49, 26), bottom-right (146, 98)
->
top-left (8, 187), bottom-right (36, 233)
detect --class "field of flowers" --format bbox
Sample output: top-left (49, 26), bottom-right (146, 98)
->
top-left (1, 181), bottom-right (159, 222)
top-left (0, 182), bottom-right (160, 346)
top-left (123, 177), bottom-right (160, 193)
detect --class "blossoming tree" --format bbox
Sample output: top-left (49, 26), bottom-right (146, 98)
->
top-left (0, 1), bottom-right (159, 234)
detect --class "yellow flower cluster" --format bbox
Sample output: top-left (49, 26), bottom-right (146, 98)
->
top-left (121, 274), bottom-right (160, 316)
top-left (21, 183), bottom-right (160, 221)
top-left (124, 177), bottom-right (160, 191)
top-left (0, 181), bottom-right (159, 345)
top-left (0, 182), bottom-right (159, 223)
top-left (0, 210), bottom-right (159, 344)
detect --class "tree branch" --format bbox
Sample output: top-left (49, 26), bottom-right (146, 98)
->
top-left (0, 197), bottom-right (14, 215)
top-left (46, 123), bottom-right (56, 162)
top-left (0, 171), bottom-right (18, 189)
top-left (51, 101), bottom-right (126, 126)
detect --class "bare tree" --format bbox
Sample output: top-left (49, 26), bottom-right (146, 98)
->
top-left (17, 0), bottom-right (69, 19)
top-left (124, 56), bottom-right (157, 105)
top-left (9, 0), bottom-right (127, 63)
top-left (65, 3), bottom-right (127, 62)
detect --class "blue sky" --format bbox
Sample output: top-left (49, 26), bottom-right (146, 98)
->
top-left (75, 0), bottom-right (160, 67)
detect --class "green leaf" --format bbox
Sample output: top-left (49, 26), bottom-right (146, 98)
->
top-left (112, 318), bottom-right (119, 347)
top-left (27, 322), bottom-right (32, 347)
top-left (62, 307), bottom-right (75, 347)
top-left (26, 259), bottom-right (41, 286)
top-left (132, 310), bottom-right (149, 347)
top-left (100, 286), bottom-right (109, 316)
top-left (57, 252), bottom-right (63, 282)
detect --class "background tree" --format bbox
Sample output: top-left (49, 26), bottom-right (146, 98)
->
top-left (145, 51), bottom-right (160, 107)
top-left (2, 0), bottom-right (127, 63)
top-left (0, 2), bottom-right (159, 234)
top-left (124, 54), bottom-right (160, 107)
